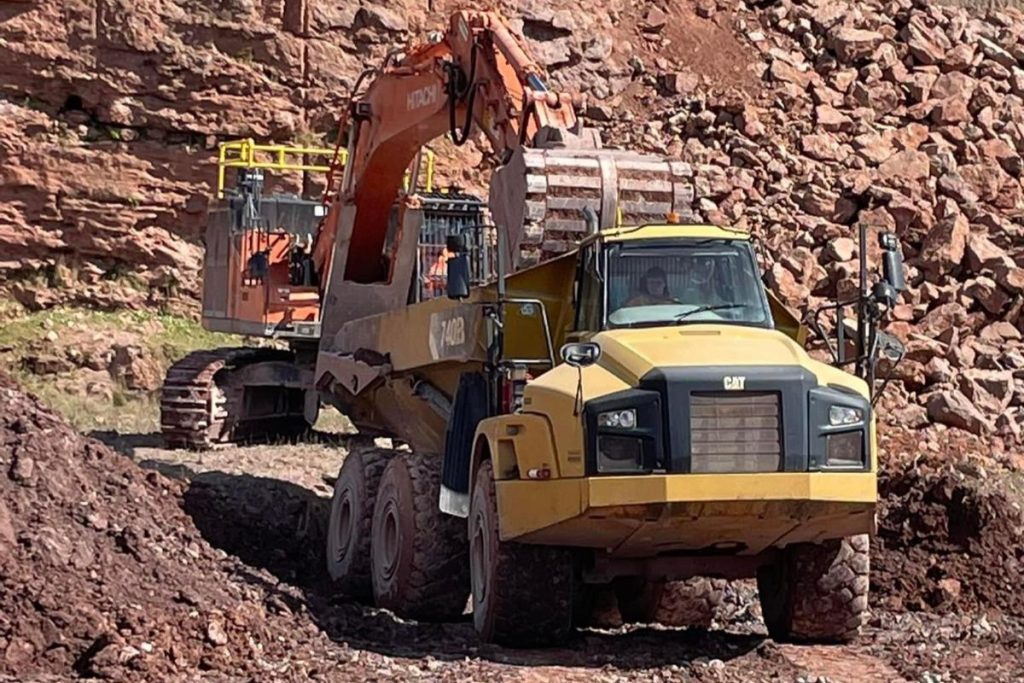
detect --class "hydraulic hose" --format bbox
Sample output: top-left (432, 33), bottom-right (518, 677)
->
top-left (448, 45), bottom-right (479, 146)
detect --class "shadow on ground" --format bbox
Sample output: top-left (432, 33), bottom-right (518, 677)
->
top-left (92, 429), bottom-right (358, 460)
top-left (162, 459), bottom-right (768, 669)
top-left (89, 430), bottom-right (164, 456)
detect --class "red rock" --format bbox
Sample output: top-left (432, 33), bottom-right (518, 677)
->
top-left (828, 27), bottom-right (885, 64)
top-left (977, 138), bottom-right (1022, 175)
top-left (937, 173), bottom-right (980, 205)
top-left (979, 321), bottom-right (1022, 341)
top-left (801, 133), bottom-right (847, 162)
top-left (926, 389), bottom-right (992, 434)
top-left (854, 131), bottom-right (896, 164)
top-left (937, 577), bottom-right (962, 601)
top-left (931, 71), bottom-right (977, 101)
top-left (767, 262), bottom-right (810, 304)
top-left (901, 15), bottom-right (951, 66)
top-left (0, 500), bottom-right (14, 550)
top-left (815, 104), bottom-right (852, 132)
top-left (908, 69), bottom-right (939, 103)
top-left (943, 43), bottom-right (976, 72)
top-left (894, 123), bottom-right (930, 151)
top-left (892, 304), bottom-right (916, 322)
top-left (994, 265), bottom-right (1024, 294)
top-left (797, 186), bottom-right (838, 218)
top-left (769, 59), bottom-right (812, 89)
top-left (978, 36), bottom-right (1016, 69)
top-left (825, 236), bottom-right (857, 263)
top-left (877, 150), bottom-right (931, 183)
top-left (850, 81), bottom-right (903, 115)
top-left (960, 162), bottom-right (1010, 203)
top-left (924, 356), bottom-right (954, 384)
top-left (828, 68), bottom-right (858, 92)
top-left (931, 95), bottom-right (972, 125)
top-left (662, 71), bottom-right (700, 96)
top-left (959, 368), bottom-right (1015, 412)
top-left (965, 233), bottom-right (1013, 274)
top-left (642, 6), bottom-right (668, 31)
top-left (737, 104), bottom-right (766, 138)
top-left (918, 301), bottom-right (968, 337)
top-left (964, 276), bottom-right (1009, 314)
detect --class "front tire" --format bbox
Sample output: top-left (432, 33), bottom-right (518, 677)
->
top-left (469, 460), bottom-right (575, 646)
top-left (370, 452), bottom-right (469, 621)
top-left (757, 534), bottom-right (869, 643)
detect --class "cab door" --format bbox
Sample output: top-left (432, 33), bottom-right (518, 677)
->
top-left (570, 242), bottom-right (604, 340)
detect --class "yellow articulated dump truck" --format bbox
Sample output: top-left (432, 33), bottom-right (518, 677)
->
top-left (302, 10), bottom-right (908, 648)
top-left (321, 218), bottom-right (906, 647)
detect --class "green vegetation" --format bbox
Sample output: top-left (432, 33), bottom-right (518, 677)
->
top-left (0, 304), bottom-right (234, 434)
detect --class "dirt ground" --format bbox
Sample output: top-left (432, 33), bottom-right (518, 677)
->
top-left (3, 379), bottom-right (1024, 682)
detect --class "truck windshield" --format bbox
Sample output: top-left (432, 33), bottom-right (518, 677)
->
top-left (604, 240), bottom-right (772, 329)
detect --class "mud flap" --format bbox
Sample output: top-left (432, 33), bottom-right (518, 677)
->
top-left (440, 372), bottom-right (489, 517)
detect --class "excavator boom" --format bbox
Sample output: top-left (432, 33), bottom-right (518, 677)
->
top-left (313, 9), bottom-right (694, 357)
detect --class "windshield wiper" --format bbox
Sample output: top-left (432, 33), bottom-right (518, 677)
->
top-left (674, 304), bottom-right (748, 321)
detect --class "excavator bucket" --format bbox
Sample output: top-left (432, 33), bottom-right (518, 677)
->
top-left (490, 147), bottom-right (697, 267)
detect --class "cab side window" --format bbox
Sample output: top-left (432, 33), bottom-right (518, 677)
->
top-left (574, 245), bottom-right (603, 332)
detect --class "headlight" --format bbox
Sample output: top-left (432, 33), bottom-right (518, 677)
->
top-left (829, 405), bottom-right (864, 426)
top-left (826, 431), bottom-right (864, 467)
top-left (597, 435), bottom-right (644, 473)
top-left (597, 409), bottom-right (637, 429)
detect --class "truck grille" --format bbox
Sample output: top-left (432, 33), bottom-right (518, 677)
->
top-left (690, 392), bottom-right (782, 473)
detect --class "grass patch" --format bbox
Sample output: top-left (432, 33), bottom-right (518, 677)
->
top-left (0, 304), bottom-right (235, 433)
top-left (16, 374), bottom-right (161, 434)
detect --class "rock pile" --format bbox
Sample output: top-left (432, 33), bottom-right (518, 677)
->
top-left (585, 0), bottom-right (1024, 438)
top-left (875, 455), bottom-right (1024, 616)
top-left (0, 377), bottom-right (336, 680)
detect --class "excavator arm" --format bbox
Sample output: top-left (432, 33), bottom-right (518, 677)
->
top-left (314, 10), bottom-right (593, 285)
top-left (314, 9), bottom-right (692, 314)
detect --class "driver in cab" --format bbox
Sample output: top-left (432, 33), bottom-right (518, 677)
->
top-left (624, 259), bottom-right (721, 308)
top-left (624, 266), bottom-right (677, 306)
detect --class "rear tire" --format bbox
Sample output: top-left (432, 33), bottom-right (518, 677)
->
top-left (757, 534), bottom-right (869, 643)
top-left (651, 578), bottom-right (725, 628)
top-left (469, 460), bottom-right (575, 646)
top-left (615, 577), bottom-right (724, 628)
top-left (326, 447), bottom-right (392, 598)
top-left (370, 452), bottom-right (469, 621)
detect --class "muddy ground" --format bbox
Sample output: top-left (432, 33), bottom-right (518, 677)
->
top-left (3, 382), bottom-right (1024, 682)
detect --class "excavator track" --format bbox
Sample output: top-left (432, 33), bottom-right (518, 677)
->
top-left (160, 348), bottom-right (309, 449)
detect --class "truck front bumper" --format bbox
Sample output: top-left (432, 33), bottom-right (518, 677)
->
top-left (495, 472), bottom-right (876, 555)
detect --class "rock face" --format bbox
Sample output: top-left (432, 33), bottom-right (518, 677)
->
top-left (0, 0), bottom-right (758, 309)
top-left (4, 0), bottom-right (1024, 437)
top-left (592, 0), bottom-right (1024, 440)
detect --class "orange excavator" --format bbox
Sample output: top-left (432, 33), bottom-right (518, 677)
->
top-left (160, 10), bottom-right (689, 448)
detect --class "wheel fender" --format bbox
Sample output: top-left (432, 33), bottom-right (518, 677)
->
top-left (470, 414), bottom-right (558, 485)
top-left (440, 373), bottom-right (489, 518)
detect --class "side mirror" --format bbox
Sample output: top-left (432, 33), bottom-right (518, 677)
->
top-left (446, 253), bottom-right (471, 300)
top-left (446, 233), bottom-right (467, 253)
top-left (560, 342), bottom-right (601, 368)
top-left (879, 232), bottom-right (906, 293)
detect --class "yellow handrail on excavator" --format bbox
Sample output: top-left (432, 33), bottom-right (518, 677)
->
top-left (216, 138), bottom-right (436, 198)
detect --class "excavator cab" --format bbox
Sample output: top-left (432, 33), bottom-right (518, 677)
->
top-left (200, 139), bottom-right (486, 337)
top-left (201, 139), bottom-right (336, 339)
